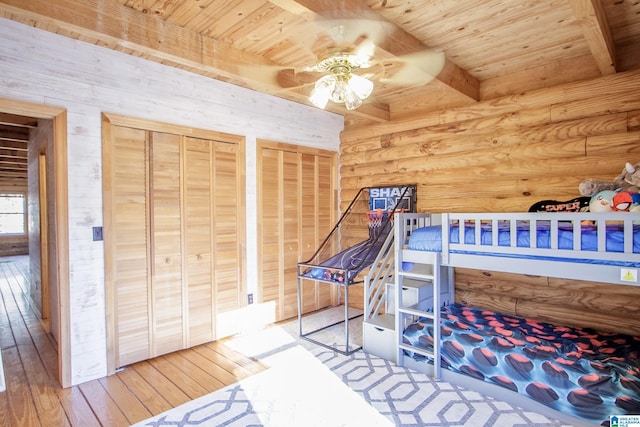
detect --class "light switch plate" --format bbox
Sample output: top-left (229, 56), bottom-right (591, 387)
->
top-left (93, 226), bottom-right (103, 241)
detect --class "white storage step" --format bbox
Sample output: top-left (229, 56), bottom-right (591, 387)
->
top-left (363, 313), bottom-right (396, 362)
top-left (386, 278), bottom-right (432, 313)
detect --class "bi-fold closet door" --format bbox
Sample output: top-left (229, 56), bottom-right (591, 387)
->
top-left (103, 115), bottom-right (246, 371)
top-left (257, 140), bottom-right (337, 322)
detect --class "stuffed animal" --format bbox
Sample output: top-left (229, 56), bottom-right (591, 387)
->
top-left (589, 190), bottom-right (617, 212)
top-left (579, 161), bottom-right (640, 197)
top-left (612, 191), bottom-right (640, 211)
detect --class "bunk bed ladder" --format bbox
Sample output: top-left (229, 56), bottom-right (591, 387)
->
top-left (396, 252), bottom-right (441, 379)
top-left (392, 213), bottom-right (444, 380)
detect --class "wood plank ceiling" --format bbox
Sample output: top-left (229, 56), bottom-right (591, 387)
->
top-left (0, 113), bottom-right (34, 183)
top-left (0, 0), bottom-right (639, 131)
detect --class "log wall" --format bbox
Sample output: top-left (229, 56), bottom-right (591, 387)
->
top-left (342, 69), bottom-right (640, 336)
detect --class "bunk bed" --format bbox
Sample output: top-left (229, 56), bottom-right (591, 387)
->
top-left (296, 185), bottom-right (415, 355)
top-left (393, 212), bottom-right (640, 426)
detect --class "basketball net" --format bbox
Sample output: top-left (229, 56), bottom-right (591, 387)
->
top-left (367, 208), bottom-right (406, 229)
top-left (367, 209), bottom-right (386, 229)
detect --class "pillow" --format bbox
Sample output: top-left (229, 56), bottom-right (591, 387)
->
top-left (528, 197), bottom-right (590, 212)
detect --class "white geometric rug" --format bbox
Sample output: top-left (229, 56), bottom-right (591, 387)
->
top-left (132, 310), bottom-right (570, 427)
top-left (132, 345), bottom-right (391, 427)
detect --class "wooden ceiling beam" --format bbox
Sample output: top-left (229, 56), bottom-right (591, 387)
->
top-left (568, 0), bottom-right (616, 75)
top-left (0, 0), bottom-right (271, 85)
top-left (0, 0), bottom-right (480, 120)
top-left (0, 113), bottom-right (38, 128)
top-left (0, 0), bottom-right (364, 118)
top-left (0, 161), bottom-right (27, 169)
top-left (0, 154), bottom-right (27, 163)
top-left (0, 140), bottom-right (28, 150)
top-left (0, 127), bottom-right (29, 142)
top-left (0, 172), bottom-right (27, 179)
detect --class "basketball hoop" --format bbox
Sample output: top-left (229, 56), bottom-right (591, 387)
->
top-left (367, 209), bottom-right (385, 229)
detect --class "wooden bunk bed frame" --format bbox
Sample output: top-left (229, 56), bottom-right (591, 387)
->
top-left (392, 211), bottom-right (640, 427)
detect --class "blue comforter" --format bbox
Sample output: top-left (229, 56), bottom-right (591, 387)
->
top-left (403, 222), bottom-right (640, 270)
top-left (403, 303), bottom-right (640, 425)
top-left (408, 223), bottom-right (640, 253)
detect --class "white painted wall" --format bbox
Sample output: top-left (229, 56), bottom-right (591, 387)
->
top-left (0, 17), bottom-right (344, 385)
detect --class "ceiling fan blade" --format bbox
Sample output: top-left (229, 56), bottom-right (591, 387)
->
top-left (235, 63), bottom-right (319, 90)
top-left (353, 62), bottom-right (385, 79)
top-left (314, 18), bottom-right (394, 49)
top-left (353, 38), bottom-right (377, 66)
top-left (276, 68), bottom-right (320, 88)
top-left (381, 49), bottom-right (446, 86)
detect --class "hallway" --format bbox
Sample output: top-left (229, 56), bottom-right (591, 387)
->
top-left (0, 255), bottom-right (266, 426)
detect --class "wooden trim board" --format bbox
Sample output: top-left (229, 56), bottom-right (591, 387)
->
top-left (0, 96), bottom-right (70, 388)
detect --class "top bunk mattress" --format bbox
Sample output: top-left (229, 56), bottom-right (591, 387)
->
top-left (406, 220), bottom-right (640, 267)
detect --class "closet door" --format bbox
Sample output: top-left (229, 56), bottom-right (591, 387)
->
top-left (104, 115), bottom-right (246, 371)
top-left (259, 148), bottom-right (284, 318)
top-left (211, 140), bottom-right (244, 337)
top-left (149, 131), bottom-right (184, 356)
top-left (183, 137), bottom-right (244, 345)
top-left (110, 125), bottom-right (150, 367)
top-left (258, 141), bottom-right (337, 322)
top-left (299, 153), bottom-right (332, 312)
top-left (183, 137), bottom-right (213, 347)
top-left (282, 151), bottom-right (301, 320)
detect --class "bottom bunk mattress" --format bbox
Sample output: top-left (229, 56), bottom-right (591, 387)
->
top-left (402, 303), bottom-right (640, 425)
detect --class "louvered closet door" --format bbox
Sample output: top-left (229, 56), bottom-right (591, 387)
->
top-left (258, 142), bottom-right (337, 322)
top-left (282, 151), bottom-right (301, 320)
top-left (184, 137), bottom-right (244, 345)
top-left (183, 137), bottom-right (213, 347)
top-left (259, 148), bottom-right (284, 318)
top-left (299, 153), bottom-right (332, 313)
top-left (150, 132), bottom-right (184, 356)
top-left (106, 117), bottom-right (246, 370)
top-left (111, 125), bottom-right (151, 367)
top-left (211, 140), bottom-right (244, 337)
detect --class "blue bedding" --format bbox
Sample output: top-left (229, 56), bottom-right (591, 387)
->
top-left (403, 303), bottom-right (640, 425)
top-left (405, 222), bottom-right (640, 268)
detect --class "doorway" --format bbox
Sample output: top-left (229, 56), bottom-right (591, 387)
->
top-left (0, 96), bottom-right (70, 388)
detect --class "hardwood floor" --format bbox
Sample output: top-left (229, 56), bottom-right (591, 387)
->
top-left (0, 255), bottom-right (267, 426)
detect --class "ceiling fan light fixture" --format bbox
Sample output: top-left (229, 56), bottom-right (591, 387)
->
top-left (310, 74), bottom-right (335, 109)
top-left (344, 89), bottom-right (363, 110)
top-left (330, 78), bottom-right (349, 103)
top-left (308, 53), bottom-right (373, 111)
top-left (348, 74), bottom-right (374, 99)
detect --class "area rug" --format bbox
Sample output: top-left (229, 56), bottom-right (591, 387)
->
top-left (133, 309), bottom-right (568, 427)
top-left (132, 344), bottom-right (391, 427)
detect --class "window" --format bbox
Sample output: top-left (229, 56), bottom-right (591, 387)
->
top-left (0, 193), bottom-right (26, 235)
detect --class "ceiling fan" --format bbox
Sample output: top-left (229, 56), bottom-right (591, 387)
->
top-left (273, 18), bottom-right (446, 111)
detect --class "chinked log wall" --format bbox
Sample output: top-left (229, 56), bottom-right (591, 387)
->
top-left (340, 69), bottom-right (640, 337)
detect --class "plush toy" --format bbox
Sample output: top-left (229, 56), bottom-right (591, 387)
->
top-left (579, 161), bottom-right (640, 197)
top-left (612, 191), bottom-right (640, 212)
top-left (589, 190), bottom-right (617, 212)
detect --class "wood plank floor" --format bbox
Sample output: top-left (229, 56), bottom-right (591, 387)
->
top-left (0, 255), bottom-right (267, 426)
